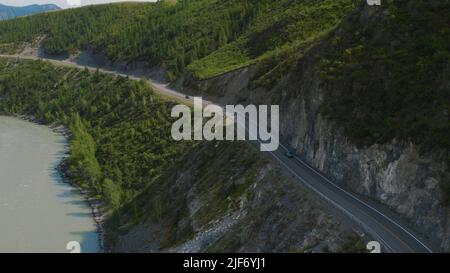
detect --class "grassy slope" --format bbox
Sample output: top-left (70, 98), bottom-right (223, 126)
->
top-left (188, 0), bottom-right (360, 79)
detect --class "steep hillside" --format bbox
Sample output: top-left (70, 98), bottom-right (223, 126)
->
top-left (0, 4), bottom-right (60, 20)
top-left (108, 141), bottom-right (364, 253)
top-left (0, 58), bottom-right (363, 252)
top-left (0, 58), bottom-right (188, 203)
top-left (0, 0), bottom-right (447, 251)
top-left (183, 0), bottom-right (449, 159)
top-left (175, 1), bottom-right (450, 250)
top-left (0, 0), bottom-right (359, 78)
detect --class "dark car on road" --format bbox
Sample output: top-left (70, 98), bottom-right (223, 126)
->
top-left (285, 151), bottom-right (294, 158)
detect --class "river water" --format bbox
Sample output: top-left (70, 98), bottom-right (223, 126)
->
top-left (0, 116), bottom-right (99, 253)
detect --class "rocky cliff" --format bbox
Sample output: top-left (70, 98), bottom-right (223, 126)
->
top-left (174, 3), bottom-right (450, 251)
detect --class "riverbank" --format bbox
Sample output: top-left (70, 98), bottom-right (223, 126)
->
top-left (57, 159), bottom-right (106, 252)
top-left (0, 113), bottom-right (105, 253)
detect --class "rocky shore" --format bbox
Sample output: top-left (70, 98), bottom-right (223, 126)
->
top-left (57, 159), bottom-right (106, 252)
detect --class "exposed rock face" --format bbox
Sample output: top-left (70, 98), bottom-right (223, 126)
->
top-left (175, 38), bottom-right (450, 252)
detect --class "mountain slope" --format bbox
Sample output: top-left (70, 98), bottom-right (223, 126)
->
top-left (109, 141), bottom-right (367, 253)
top-left (0, 4), bottom-right (60, 20)
top-left (174, 1), bottom-right (450, 251)
top-left (0, 58), bottom-right (364, 253)
top-left (0, 0), bottom-right (448, 251)
top-left (0, 0), bottom-right (359, 78)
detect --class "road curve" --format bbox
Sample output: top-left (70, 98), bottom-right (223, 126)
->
top-left (0, 54), bottom-right (435, 253)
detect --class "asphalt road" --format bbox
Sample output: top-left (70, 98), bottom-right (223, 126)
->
top-left (269, 144), bottom-right (433, 253)
top-left (0, 54), bottom-right (435, 253)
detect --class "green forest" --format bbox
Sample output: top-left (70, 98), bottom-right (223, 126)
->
top-left (0, 0), bottom-right (359, 79)
top-left (0, 58), bottom-right (189, 208)
top-left (0, 0), bottom-right (270, 79)
top-left (0, 0), bottom-right (448, 251)
top-left (0, 0), bottom-right (448, 199)
top-left (319, 0), bottom-right (450, 155)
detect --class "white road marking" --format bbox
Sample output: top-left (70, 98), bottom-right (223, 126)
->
top-left (278, 144), bottom-right (433, 253)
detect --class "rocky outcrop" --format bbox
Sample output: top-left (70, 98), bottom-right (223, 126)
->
top-left (174, 34), bottom-right (450, 252)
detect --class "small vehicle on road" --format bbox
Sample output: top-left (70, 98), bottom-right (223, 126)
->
top-left (285, 151), bottom-right (294, 158)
